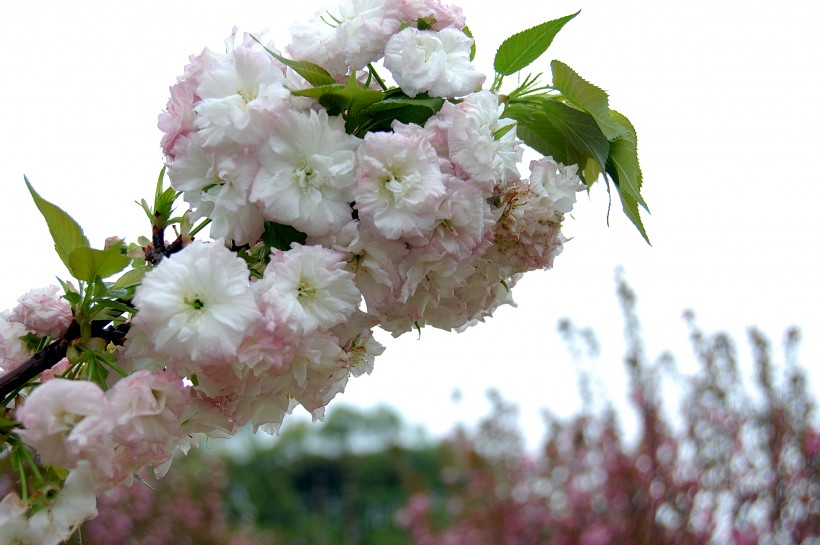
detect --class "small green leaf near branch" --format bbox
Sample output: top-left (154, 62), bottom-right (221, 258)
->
top-left (250, 34), bottom-right (336, 86)
top-left (25, 177), bottom-right (90, 275)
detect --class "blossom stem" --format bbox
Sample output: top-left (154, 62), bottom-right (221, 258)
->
top-left (188, 218), bottom-right (211, 238)
top-left (368, 64), bottom-right (388, 91)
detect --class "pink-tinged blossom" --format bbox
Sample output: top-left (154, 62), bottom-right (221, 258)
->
top-left (400, 0), bottom-right (466, 29)
top-left (289, 330), bottom-right (349, 417)
top-left (158, 79), bottom-right (198, 158)
top-left (250, 109), bottom-right (358, 237)
top-left (305, 217), bottom-right (361, 250)
top-left (346, 226), bottom-right (409, 312)
top-left (38, 357), bottom-right (71, 381)
top-left (167, 137), bottom-right (220, 194)
top-left (232, 386), bottom-right (294, 435)
top-left (489, 158), bottom-right (584, 274)
top-left (0, 314), bottom-right (29, 375)
top-left (384, 27), bottom-right (484, 98)
top-left (15, 379), bottom-right (114, 476)
top-left (355, 129), bottom-right (446, 240)
top-left (435, 90), bottom-right (522, 187)
top-left (158, 47), bottom-right (221, 158)
top-left (255, 244), bottom-right (361, 334)
top-left (375, 256), bottom-right (519, 335)
top-left (236, 324), bottom-right (295, 378)
top-left (330, 309), bottom-right (384, 377)
top-left (131, 240), bottom-right (261, 364)
top-left (288, 0), bottom-right (404, 76)
top-left (424, 176), bottom-right (495, 259)
top-left (107, 370), bottom-right (191, 446)
top-left (201, 175), bottom-right (267, 246)
top-left (528, 156), bottom-right (586, 215)
top-left (194, 42), bottom-right (290, 148)
top-left (9, 285), bottom-right (73, 339)
top-left (179, 393), bottom-right (237, 439)
top-left (168, 138), bottom-right (265, 245)
top-left (106, 367), bottom-right (194, 486)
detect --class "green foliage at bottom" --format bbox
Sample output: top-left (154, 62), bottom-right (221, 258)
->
top-left (225, 406), bottom-right (446, 545)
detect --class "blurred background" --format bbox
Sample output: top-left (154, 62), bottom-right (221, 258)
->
top-left (1, 0), bottom-right (818, 542)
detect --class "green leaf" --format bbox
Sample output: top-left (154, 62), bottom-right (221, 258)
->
top-left (291, 83), bottom-right (383, 117)
top-left (463, 25), bottom-right (476, 61)
top-left (505, 95), bottom-right (609, 185)
top-left (550, 60), bottom-right (626, 140)
top-left (25, 177), bottom-right (90, 272)
top-left (62, 290), bottom-right (82, 307)
top-left (112, 266), bottom-right (148, 290)
top-left (581, 157), bottom-right (602, 185)
top-left (89, 298), bottom-right (135, 320)
top-left (68, 247), bottom-right (131, 282)
top-left (605, 111), bottom-right (646, 208)
top-left (605, 111), bottom-right (649, 243)
top-left (493, 11), bottom-right (579, 76)
top-left (364, 94), bottom-right (445, 115)
top-left (353, 93), bottom-right (445, 134)
top-left (250, 35), bottom-right (336, 87)
top-left (492, 122), bottom-right (516, 141)
top-left (262, 221), bottom-right (307, 252)
top-left (615, 189), bottom-right (650, 244)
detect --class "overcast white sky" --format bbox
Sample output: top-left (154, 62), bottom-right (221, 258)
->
top-left (1, 0), bottom-right (818, 448)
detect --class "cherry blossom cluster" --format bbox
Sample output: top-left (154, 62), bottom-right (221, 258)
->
top-left (158, 17), bottom-right (583, 336)
top-left (0, 0), bottom-right (589, 541)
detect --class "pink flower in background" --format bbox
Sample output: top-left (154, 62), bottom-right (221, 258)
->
top-left (10, 285), bottom-right (73, 339)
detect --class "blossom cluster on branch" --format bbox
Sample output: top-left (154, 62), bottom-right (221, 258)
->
top-left (0, 0), bottom-right (647, 542)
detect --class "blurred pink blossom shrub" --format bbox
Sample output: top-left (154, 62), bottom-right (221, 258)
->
top-left (396, 278), bottom-right (819, 545)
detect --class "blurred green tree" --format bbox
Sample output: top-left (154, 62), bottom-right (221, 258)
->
top-left (224, 405), bottom-right (445, 545)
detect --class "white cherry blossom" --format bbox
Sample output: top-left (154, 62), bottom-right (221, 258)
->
top-left (384, 27), bottom-right (484, 98)
top-left (251, 109), bottom-right (358, 237)
top-left (131, 240), bottom-right (261, 363)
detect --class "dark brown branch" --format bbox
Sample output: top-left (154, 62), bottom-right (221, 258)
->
top-left (0, 338), bottom-right (69, 401)
top-left (0, 321), bottom-right (131, 401)
top-left (146, 227), bottom-right (190, 265)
